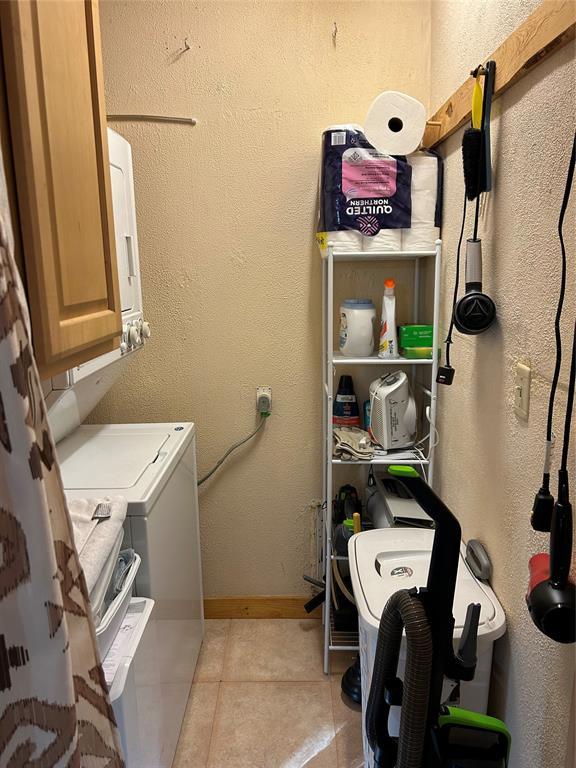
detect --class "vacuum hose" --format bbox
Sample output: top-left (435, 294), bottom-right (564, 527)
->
top-left (366, 589), bottom-right (433, 768)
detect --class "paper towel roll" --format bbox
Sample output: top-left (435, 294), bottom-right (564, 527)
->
top-left (364, 92), bottom-right (426, 156)
top-left (326, 230), bottom-right (363, 250)
top-left (363, 229), bottom-right (402, 252)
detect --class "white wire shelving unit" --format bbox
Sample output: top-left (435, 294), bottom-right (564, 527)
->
top-left (321, 238), bottom-right (442, 674)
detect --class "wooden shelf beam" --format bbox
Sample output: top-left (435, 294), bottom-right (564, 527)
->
top-left (423, 0), bottom-right (576, 148)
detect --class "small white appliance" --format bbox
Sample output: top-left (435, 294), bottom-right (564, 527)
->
top-left (369, 371), bottom-right (416, 450)
top-left (45, 129), bottom-right (203, 767)
top-left (349, 527), bottom-right (506, 768)
top-left (59, 422), bottom-right (204, 768)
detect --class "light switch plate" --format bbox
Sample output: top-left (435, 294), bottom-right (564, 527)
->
top-left (514, 362), bottom-right (531, 420)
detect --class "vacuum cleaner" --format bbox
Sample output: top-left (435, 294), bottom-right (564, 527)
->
top-left (365, 465), bottom-right (511, 768)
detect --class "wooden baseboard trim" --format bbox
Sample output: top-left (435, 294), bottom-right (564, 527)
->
top-left (203, 595), bottom-right (319, 620)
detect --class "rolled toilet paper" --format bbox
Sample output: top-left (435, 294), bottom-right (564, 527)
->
top-left (409, 152), bottom-right (439, 224)
top-left (364, 91), bottom-right (427, 156)
top-left (363, 229), bottom-right (402, 252)
top-left (401, 224), bottom-right (440, 252)
top-left (326, 229), bottom-right (363, 250)
top-left (401, 151), bottom-right (441, 251)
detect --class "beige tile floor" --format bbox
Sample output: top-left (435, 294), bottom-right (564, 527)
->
top-left (173, 619), bottom-right (364, 768)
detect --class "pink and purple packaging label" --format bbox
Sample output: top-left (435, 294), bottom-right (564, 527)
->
top-left (317, 127), bottom-right (412, 237)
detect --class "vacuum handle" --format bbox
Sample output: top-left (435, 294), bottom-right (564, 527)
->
top-left (456, 603), bottom-right (481, 678)
top-left (388, 466), bottom-right (462, 601)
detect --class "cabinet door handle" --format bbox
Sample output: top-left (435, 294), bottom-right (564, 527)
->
top-left (125, 235), bottom-right (136, 277)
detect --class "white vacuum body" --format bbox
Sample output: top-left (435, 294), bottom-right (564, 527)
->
top-left (369, 371), bottom-right (416, 450)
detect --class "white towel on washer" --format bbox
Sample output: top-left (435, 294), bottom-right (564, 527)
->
top-left (68, 496), bottom-right (128, 595)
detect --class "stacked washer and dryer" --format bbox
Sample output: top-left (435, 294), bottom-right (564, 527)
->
top-left (44, 129), bottom-right (204, 768)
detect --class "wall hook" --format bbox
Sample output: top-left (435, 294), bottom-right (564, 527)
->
top-left (332, 22), bottom-right (338, 45)
top-left (183, 37), bottom-right (190, 52)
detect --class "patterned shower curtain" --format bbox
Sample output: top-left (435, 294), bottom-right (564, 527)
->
top-left (0, 159), bottom-right (123, 763)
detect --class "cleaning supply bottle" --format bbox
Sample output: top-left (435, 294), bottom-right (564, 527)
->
top-left (363, 399), bottom-right (371, 431)
top-left (339, 299), bottom-right (376, 357)
top-left (333, 375), bottom-right (360, 427)
top-left (378, 278), bottom-right (398, 358)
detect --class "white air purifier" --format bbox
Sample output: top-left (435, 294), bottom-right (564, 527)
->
top-left (369, 371), bottom-right (416, 450)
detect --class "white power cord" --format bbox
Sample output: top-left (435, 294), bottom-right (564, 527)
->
top-left (414, 405), bottom-right (440, 457)
top-left (332, 559), bottom-right (356, 605)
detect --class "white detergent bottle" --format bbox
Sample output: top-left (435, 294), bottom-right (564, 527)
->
top-left (378, 278), bottom-right (398, 358)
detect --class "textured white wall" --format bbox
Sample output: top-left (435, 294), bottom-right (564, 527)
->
top-left (430, 2), bottom-right (575, 766)
top-left (95, 0), bottom-right (432, 597)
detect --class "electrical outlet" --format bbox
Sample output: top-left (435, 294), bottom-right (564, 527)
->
top-left (256, 386), bottom-right (272, 413)
top-left (514, 362), bottom-right (531, 420)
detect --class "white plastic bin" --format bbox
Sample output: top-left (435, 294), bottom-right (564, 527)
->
top-left (349, 528), bottom-right (506, 768)
top-left (103, 597), bottom-right (154, 767)
top-left (96, 553), bottom-right (141, 659)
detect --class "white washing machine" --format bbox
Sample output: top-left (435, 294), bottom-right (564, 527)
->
top-left (349, 527), bottom-right (506, 768)
top-left (59, 422), bottom-right (204, 768)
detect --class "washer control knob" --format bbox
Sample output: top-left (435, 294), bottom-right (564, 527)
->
top-left (141, 321), bottom-right (151, 339)
top-left (128, 325), bottom-right (140, 346)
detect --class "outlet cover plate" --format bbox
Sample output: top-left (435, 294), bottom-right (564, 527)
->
top-left (514, 362), bottom-right (531, 420)
top-left (256, 386), bottom-right (272, 412)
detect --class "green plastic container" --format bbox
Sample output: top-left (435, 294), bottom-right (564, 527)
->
top-left (399, 324), bottom-right (433, 348)
top-left (401, 346), bottom-right (433, 360)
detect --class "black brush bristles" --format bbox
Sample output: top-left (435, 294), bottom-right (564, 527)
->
top-left (462, 127), bottom-right (482, 200)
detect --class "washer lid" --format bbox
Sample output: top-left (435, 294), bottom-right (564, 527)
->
top-left (351, 528), bottom-right (497, 633)
top-left (58, 429), bottom-right (169, 489)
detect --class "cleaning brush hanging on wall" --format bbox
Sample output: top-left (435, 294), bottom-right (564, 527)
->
top-left (438, 61), bottom-right (497, 386)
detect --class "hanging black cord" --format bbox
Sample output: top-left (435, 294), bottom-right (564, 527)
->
top-left (561, 322), bottom-right (576, 473)
top-left (542, 132), bottom-right (576, 489)
top-left (472, 194), bottom-right (481, 240)
top-left (444, 190), bottom-right (468, 367)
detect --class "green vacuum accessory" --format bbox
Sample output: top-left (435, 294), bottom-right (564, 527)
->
top-left (436, 707), bottom-right (511, 767)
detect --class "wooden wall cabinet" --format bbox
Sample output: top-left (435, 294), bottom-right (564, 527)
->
top-left (1, 0), bottom-right (121, 377)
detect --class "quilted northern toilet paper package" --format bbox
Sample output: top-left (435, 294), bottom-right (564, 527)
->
top-left (316, 124), bottom-right (412, 254)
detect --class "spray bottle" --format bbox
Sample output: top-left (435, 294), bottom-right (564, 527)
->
top-left (378, 278), bottom-right (398, 358)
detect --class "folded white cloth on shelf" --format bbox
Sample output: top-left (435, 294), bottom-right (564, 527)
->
top-left (333, 426), bottom-right (374, 460)
top-left (68, 496), bottom-right (128, 596)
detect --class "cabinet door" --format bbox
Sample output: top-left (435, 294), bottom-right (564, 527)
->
top-left (1, 0), bottom-right (121, 376)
